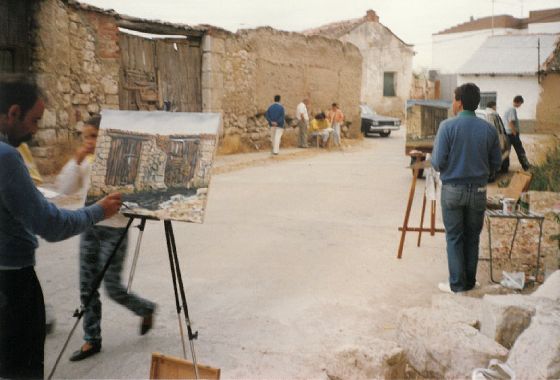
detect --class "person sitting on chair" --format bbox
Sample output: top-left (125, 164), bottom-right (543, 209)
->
top-left (309, 112), bottom-right (333, 148)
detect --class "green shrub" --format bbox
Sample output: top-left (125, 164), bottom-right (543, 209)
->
top-left (529, 148), bottom-right (560, 192)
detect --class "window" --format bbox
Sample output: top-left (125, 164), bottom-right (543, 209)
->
top-left (383, 72), bottom-right (396, 97)
top-left (0, 49), bottom-right (14, 73)
top-left (480, 92), bottom-right (497, 109)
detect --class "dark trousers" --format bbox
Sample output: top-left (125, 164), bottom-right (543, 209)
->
top-left (79, 225), bottom-right (155, 343)
top-left (0, 267), bottom-right (46, 379)
top-left (441, 184), bottom-right (487, 292)
top-left (507, 134), bottom-right (530, 170)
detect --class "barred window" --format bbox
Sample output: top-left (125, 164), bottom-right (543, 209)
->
top-left (480, 92), bottom-right (497, 109)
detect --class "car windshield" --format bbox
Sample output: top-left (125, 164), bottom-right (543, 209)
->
top-left (360, 105), bottom-right (376, 115)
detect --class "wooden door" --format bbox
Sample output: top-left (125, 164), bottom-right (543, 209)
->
top-left (106, 137), bottom-right (143, 186)
top-left (164, 139), bottom-right (199, 187)
top-left (156, 39), bottom-right (202, 112)
top-left (0, 0), bottom-right (33, 73)
top-left (119, 33), bottom-right (202, 112)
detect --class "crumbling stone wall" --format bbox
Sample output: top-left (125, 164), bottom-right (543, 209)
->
top-left (535, 74), bottom-right (560, 135)
top-left (202, 27), bottom-right (362, 145)
top-left (31, 0), bottom-right (120, 173)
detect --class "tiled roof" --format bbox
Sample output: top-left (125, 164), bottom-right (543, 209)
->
top-left (434, 8), bottom-right (560, 35)
top-left (458, 34), bottom-right (560, 75)
top-left (303, 10), bottom-right (412, 47)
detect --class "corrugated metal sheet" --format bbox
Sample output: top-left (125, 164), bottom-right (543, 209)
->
top-left (458, 34), bottom-right (559, 75)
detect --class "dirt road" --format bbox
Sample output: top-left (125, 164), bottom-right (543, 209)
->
top-left (41, 129), bottom-right (450, 378)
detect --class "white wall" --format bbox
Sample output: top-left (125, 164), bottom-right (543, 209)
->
top-left (432, 28), bottom-right (522, 74)
top-left (528, 22), bottom-right (560, 34)
top-left (458, 74), bottom-right (541, 121)
top-left (340, 22), bottom-right (414, 117)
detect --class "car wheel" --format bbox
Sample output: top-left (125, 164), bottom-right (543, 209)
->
top-left (380, 131), bottom-right (391, 137)
top-left (501, 157), bottom-right (510, 173)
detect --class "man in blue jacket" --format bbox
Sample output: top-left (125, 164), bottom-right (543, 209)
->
top-left (432, 83), bottom-right (501, 293)
top-left (0, 76), bottom-right (122, 379)
top-left (265, 95), bottom-right (285, 155)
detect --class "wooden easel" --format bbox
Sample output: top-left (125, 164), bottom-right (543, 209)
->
top-left (397, 160), bottom-right (445, 259)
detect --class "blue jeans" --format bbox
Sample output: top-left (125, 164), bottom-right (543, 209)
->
top-left (441, 184), bottom-right (487, 292)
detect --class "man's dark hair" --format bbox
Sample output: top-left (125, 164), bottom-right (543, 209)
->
top-left (332, 103), bottom-right (338, 107)
top-left (454, 83), bottom-right (480, 111)
top-left (513, 95), bottom-right (524, 104)
top-left (84, 115), bottom-right (101, 129)
top-left (274, 95), bottom-right (281, 102)
top-left (315, 112), bottom-right (326, 120)
top-left (486, 101), bottom-right (496, 109)
top-left (0, 75), bottom-right (43, 117)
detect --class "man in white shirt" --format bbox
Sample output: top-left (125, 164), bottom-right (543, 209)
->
top-left (296, 98), bottom-right (310, 148)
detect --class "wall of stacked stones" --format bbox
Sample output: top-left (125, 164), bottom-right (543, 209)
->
top-left (202, 27), bottom-right (363, 145)
top-left (31, 0), bottom-right (120, 173)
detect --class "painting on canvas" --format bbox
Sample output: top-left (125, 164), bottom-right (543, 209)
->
top-left (86, 110), bottom-right (220, 223)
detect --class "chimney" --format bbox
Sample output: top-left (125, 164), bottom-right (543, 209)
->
top-left (366, 10), bottom-right (379, 23)
top-left (470, 15), bottom-right (474, 22)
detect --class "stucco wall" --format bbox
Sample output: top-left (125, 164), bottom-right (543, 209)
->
top-left (432, 28), bottom-right (520, 74)
top-left (339, 23), bottom-right (413, 118)
top-left (32, 0), bottom-right (120, 173)
top-left (203, 27), bottom-right (363, 143)
top-left (458, 74), bottom-right (541, 129)
top-left (536, 73), bottom-right (560, 134)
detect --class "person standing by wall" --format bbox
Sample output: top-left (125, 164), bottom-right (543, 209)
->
top-left (0, 75), bottom-right (121, 379)
top-left (56, 115), bottom-right (156, 362)
top-left (296, 98), bottom-right (310, 148)
top-left (503, 95), bottom-right (531, 171)
top-left (431, 83), bottom-right (501, 293)
top-left (327, 103), bottom-right (344, 147)
top-left (265, 95), bottom-right (285, 155)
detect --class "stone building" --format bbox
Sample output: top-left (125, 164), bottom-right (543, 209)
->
top-left (201, 27), bottom-right (363, 143)
top-left (0, 0), bottom-right (362, 173)
top-left (305, 10), bottom-right (415, 118)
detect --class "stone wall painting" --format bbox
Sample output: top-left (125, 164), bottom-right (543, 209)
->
top-left (87, 109), bottom-right (220, 223)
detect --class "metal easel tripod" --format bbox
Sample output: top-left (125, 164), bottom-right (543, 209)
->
top-left (48, 215), bottom-right (200, 379)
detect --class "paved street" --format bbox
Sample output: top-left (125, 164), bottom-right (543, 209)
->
top-left (41, 129), bottom-right (450, 378)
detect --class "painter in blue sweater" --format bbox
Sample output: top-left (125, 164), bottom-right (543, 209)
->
top-left (431, 82), bottom-right (501, 294)
top-left (0, 76), bottom-right (122, 379)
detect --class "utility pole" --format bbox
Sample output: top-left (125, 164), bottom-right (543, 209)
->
top-left (491, 0), bottom-right (495, 35)
top-left (538, 37), bottom-right (541, 84)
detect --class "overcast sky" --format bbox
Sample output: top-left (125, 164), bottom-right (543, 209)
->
top-left (82, 0), bottom-right (559, 69)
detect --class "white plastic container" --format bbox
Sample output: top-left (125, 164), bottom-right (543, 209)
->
top-left (501, 198), bottom-right (516, 213)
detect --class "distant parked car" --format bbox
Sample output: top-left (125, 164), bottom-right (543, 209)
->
top-left (360, 104), bottom-right (401, 137)
top-left (475, 110), bottom-right (511, 175)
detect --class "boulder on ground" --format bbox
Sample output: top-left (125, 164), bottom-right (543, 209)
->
top-left (506, 302), bottom-right (560, 379)
top-left (530, 270), bottom-right (560, 301)
top-left (325, 341), bottom-right (406, 380)
top-left (397, 307), bottom-right (508, 379)
top-left (480, 294), bottom-right (535, 349)
top-left (431, 294), bottom-right (483, 329)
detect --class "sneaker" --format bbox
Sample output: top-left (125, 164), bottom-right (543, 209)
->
top-left (438, 282), bottom-right (454, 294)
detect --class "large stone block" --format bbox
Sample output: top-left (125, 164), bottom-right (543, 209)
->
top-left (102, 77), bottom-right (119, 95)
top-left (397, 307), bottom-right (508, 379)
top-left (506, 303), bottom-right (560, 379)
top-left (40, 109), bottom-right (57, 128)
top-left (531, 270), bottom-right (560, 301)
top-left (431, 294), bottom-right (483, 329)
top-left (480, 295), bottom-right (535, 349)
top-left (34, 129), bottom-right (58, 146)
top-left (72, 94), bottom-right (90, 105)
top-left (326, 343), bottom-right (407, 380)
